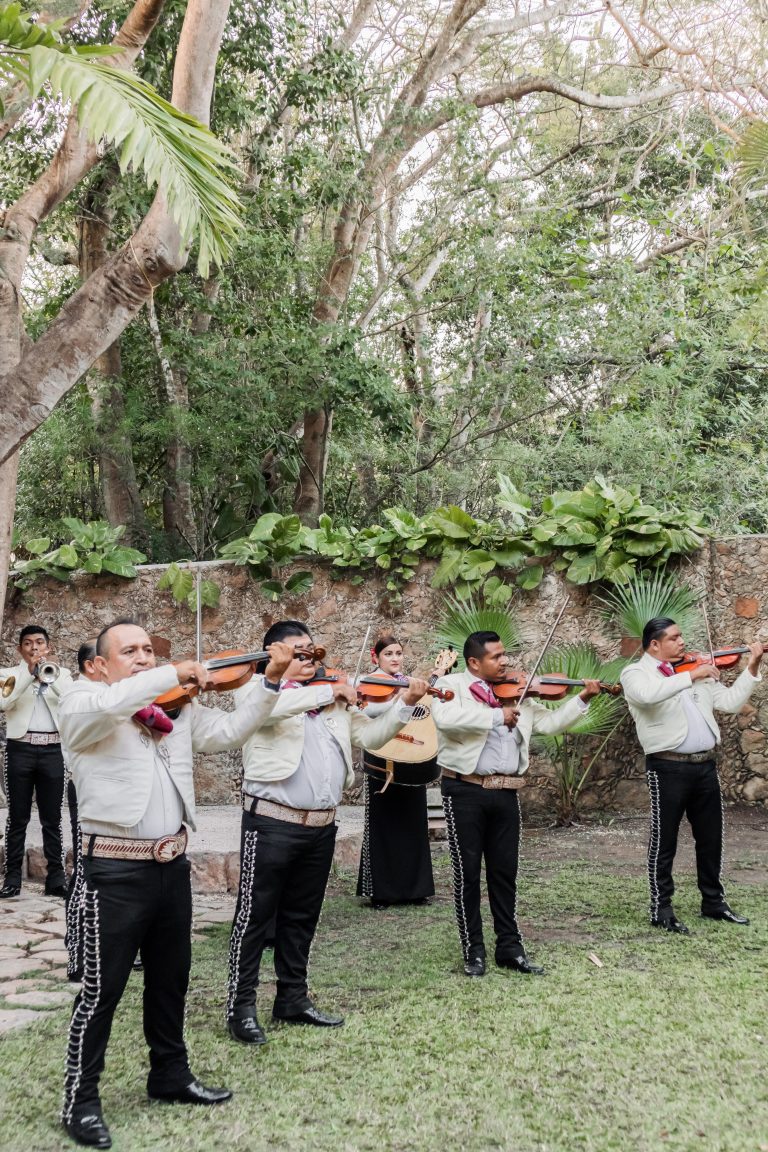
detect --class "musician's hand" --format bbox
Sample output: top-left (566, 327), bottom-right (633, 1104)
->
top-left (691, 663), bottom-right (719, 682)
top-left (579, 679), bottom-right (602, 701)
top-left (402, 677), bottom-right (429, 705)
top-left (332, 682), bottom-right (358, 707)
top-left (263, 641), bottom-right (296, 685)
top-left (501, 705), bottom-right (520, 729)
top-left (747, 640), bottom-right (765, 676)
top-left (175, 660), bottom-right (209, 689)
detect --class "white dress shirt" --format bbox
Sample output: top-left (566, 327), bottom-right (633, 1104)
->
top-left (651, 658), bottom-right (716, 753)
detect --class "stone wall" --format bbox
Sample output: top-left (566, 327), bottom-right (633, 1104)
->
top-left (3, 536), bottom-right (767, 813)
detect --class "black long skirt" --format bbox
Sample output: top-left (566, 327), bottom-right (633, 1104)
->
top-left (356, 771), bottom-right (435, 904)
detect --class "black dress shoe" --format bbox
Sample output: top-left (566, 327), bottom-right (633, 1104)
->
top-left (228, 1014), bottom-right (267, 1045)
top-left (651, 915), bottom-right (690, 935)
top-left (496, 954), bottom-right (545, 975)
top-left (702, 907), bottom-right (750, 925)
top-left (274, 1005), bottom-right (344, 1027)
top-left (45, 883), bottom-right (68, 899)
top-left (63, 1112), bottom-right (112, 1148)
top-left (0, 884), bottom-right (21, 899)
top-left (463, 956), bottom-right (486, 977)
top-left (149, 1079), bottom-right (232, 1105)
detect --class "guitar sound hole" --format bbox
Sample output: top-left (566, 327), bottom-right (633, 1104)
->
top-left (412, 704), bottom-right (430, 721)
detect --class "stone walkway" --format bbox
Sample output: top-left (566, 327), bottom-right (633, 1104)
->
top-left (0, 802), bottom-right (367, 891)
top-left (0, 803), bottom-right (368, 1035)
top-left (0, 884), bottom-right (237, 1036)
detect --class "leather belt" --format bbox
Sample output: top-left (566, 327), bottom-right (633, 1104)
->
top-left (441, 768), bottom-right (526, 790)
top-left (650, 750), bottom-right (715, 764)
top-left (83, 827), bottom-right (187, 863)
top-left (242, 794), bottom-right (336, 827)
top-left (14, 732), bottom-right (61, 746)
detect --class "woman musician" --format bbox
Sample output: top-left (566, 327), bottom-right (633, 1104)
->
top-left (356, 636), bottom-right (455, 909)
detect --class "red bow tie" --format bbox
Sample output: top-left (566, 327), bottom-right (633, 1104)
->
top-left (658, 662), bottom-right (675, 678)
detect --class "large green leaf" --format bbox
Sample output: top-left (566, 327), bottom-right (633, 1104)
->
top-left (429, 506), bottom-right (477, 540)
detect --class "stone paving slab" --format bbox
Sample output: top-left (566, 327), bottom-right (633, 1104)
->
top-left (0, 1008), bottom-right (40, 1031)
top-left (6, 989), bottom-right (76, 1008)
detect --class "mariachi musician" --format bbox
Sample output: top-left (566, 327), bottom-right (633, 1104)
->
top-left (620, 616), bottom-right (763, 934)
top-left (356, 636), bottom-right (456, 909)
top-left (432, 629), bottom-right (601, 978)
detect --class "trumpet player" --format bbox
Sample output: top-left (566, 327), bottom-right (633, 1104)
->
top-left (0, 624), bottom-right (73, 899)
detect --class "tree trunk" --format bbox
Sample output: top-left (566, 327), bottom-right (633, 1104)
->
top-left (0, 454), bottom-right (20, 619)
top-left (79, 167), bottom-right (149, 548)
top-left (294, 406), bottom-right (332, 525)
top-left (0, 0), bottom-right (170, 629)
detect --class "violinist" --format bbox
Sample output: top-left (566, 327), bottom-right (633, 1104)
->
top-left (56, 618), bottom-right (295, 1150)
top-left (432, 630), bottom-right (601, 979)
top-left (620, 616), bottom-right (763, 935)
top-left (356, 634), bottom-right (438, 910)
top-left (228, 620), bottom-right (428, 1043)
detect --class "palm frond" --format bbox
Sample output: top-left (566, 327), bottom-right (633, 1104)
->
top-left (536, 642), bottom-right (627, 737)
top-left (594, 570), bottom-right (702, 643)
top-left (736, 121), bottom-right (768, 183)
top-left (1, 13), bottom-right (242, 276)
top-left (432, 595), bottom-right (521, 669)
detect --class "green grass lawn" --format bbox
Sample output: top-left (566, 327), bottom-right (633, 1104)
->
top-left (2, 854), bottom-right (767, 1152)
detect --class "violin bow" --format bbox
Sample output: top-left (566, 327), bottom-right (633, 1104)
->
top-left (701, 596), bottom-right (715, 667)
top-left (516, 595), bottom-right (571, 709)
top-left (352, 624), bottom-right (373, 687)
top-left (194, 564), bottom-right (203, 665)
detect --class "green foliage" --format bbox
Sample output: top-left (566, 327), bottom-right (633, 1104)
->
top-left (0, 2), bottom-right (242, 275)
top-left (432, 596), bottom-right (521, 669)
top-left (11, 518), bottom-right (145, 588)
top-left (595, 570), bottom-right (703, 642)
top-left (516, 474), bottom-right (708, 586)
top-left (534, 643), bottom-right (629, 825)
top-left (215, 477), bottom-right (707, 604)
top-left (156, 562), bottom-right (221, 612)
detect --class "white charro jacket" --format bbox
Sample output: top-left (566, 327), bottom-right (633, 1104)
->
top-left (237, 675), bottom-right (412, 790)
top-left (620, 651), bottom-right (759, 756)
top-left (0, 662), bottom-right (74, 738)
top-left (432, 669), bottom-right (588, 776)
top-left (58, 667), bottom-right (279, 829)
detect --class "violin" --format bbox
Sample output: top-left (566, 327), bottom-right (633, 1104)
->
top-left (487, 672), bottom-right (622, 702)
top-left (154, 645), bottom-right (326, 712)
top-left (306, 665), bottom-right (455, 704)
top-left (672, 644), bottom-right (768, 676)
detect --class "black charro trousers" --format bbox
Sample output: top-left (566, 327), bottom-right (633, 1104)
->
top-left (645, 756), bottom-right (727, 920)
top-left (3, 740), bottom-right (66, 888)
top-left (62, 853), bottom-right (193, 1120)
top-left (227, 808), bottom-right (336, 1021)
top-left (440, 775), bottom-right (523, 963)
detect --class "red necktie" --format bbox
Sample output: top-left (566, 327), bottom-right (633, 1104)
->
top-left (469, 681), bottom-right (500, 707)
top-left (658, 662), bottom-right (674, 678)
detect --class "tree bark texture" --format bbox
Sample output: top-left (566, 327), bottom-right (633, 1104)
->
top-left (79, 167), bottom-right (150, 547)
top-left (0, 0), bottom-right (231, 628)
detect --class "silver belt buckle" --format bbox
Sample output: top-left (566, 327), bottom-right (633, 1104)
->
top-left (152, 833), bottom-right (184, 863)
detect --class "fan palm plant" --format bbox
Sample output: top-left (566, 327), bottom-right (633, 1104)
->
top-left (432, 595), bottom-right (521, 669)
top-left (534, 643), bottom-right (628, 825)
top-left (0, 4), bottom-right (241, 274)
top-left (595, 570), bottom-right (703, 655)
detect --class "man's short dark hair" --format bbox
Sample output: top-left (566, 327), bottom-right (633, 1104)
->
top-left (19, 624), bottom-right (49, 645)
top-left (263, 620), bottom-right (311, 647)
top-left (96, 617), bottom-right (142, 657)
top-left (464, 631), bottom-right (501, 664)
top-left (642, 617), bottom-right (677, 650)
top-left (77, 640), bottom-right (97, 674)
top-left (257, 620), bottom-right (311, 674)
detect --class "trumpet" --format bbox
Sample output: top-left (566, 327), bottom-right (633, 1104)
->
top-left (0, 675), bottom-right (15, 698)
top-left (34, 661), bottom-right (60, 685)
